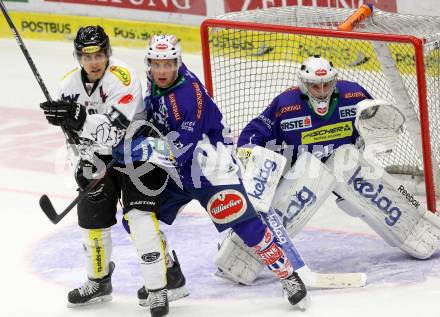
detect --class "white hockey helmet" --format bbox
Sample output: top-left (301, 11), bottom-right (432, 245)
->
top-left (144, 34), bottom-right (182, 67)
top-left (299, 55), bottom-right (337, 116)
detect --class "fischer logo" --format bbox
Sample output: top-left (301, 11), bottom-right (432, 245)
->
top-left (247, 159), bottom-right (277, 200)
top-left (207, 190), bottom-right (247, 224)
top-left (315, 68), bottom-right (327, 76)
top-left (275, 186), bottom-right (317, 227)
top-left (348, 166), bottom-right (402, 226)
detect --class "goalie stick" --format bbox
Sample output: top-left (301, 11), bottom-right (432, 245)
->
top-left (243, 147), bottom-right (367, 289)
top-left (261, 209), bottom-right (367, 289)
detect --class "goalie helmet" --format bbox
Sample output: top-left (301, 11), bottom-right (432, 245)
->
top-left (299, 55), bottom-right (337, 116)
top-left (74, 25), bottom-right (111, 61)
top-left (144, 34), bottom-right (182, 68)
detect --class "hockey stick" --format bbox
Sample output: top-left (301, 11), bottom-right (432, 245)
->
top-left (39, 158), bottom-right (119, 224)
top-left (39, 120), bottom-right (179, 224)
top-left (261, 208), bottom-right (367, 289)
top-left (0, 0), bottom-right (78, 148)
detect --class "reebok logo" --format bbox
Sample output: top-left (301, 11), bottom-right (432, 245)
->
top-left (397, 185), bottom-right (420, 208)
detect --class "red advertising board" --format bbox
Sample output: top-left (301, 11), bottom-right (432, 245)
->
top-left (46, 0), bottom-right (207, 16)
top-left (224, 0), bottom-right (397, 13)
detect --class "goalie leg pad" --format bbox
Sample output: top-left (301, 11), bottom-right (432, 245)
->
top-left (214, 230), bottom-right (264, 285)
top-left (273, 151), bottom-right (336, 237)
top-left (329, 144), bottom-right (440, 259)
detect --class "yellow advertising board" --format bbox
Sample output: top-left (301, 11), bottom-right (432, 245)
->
top-left (0, 11), bottom-right (201, 53)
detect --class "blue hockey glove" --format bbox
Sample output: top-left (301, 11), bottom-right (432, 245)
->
top-left (113, 136), bottom-right (175, 167)
top-left (113, 136), bottom-right (152, 164)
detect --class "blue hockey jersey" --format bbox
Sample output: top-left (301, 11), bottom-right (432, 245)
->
top-left (144, 63), bottom-right (235, 188)
top-left (237, 80), bottom-right (372, 164)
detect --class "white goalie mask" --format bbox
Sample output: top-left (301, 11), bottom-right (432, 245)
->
top-left (144, 34), bottom-right (182, 70)
top-left (299, 56), bottom-right (337, 116)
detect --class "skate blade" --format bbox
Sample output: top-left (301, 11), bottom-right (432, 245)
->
top-left (67, 294), bottom-right (112, 308)
top-left (294, 295), bottom-right (310, 311)
top-left (139, 286), bottom-right (189, 307)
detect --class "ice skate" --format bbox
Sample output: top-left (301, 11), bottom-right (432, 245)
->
top-left (281, 271), bottom-right (310, 310)
top-left (149, 288), bottom-right (169, 317)
top-left (67, 261), bottom-right (115, 307)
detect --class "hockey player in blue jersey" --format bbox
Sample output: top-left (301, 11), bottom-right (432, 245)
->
top-left (113, 34), bottom-right (309, 316)
top-left (214, 55), bottom-right (440, 286)
top-left (237, 55), bottom-right (372, 163)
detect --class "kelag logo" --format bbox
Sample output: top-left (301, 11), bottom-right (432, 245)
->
top-left (247, 159), bottom-right (277, 200)
top-left (275, 186), bottom-right (316, 227)
top-left (348, 166), bottom-right (401, 226)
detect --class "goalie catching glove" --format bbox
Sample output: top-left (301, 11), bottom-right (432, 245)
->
top-left (354, 99), bottom-right (405, 156)
top-left (40, 100), bottom-right (87, 131)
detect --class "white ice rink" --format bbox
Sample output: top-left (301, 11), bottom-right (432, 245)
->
top-left (1, 38), bottom-right (440, 317)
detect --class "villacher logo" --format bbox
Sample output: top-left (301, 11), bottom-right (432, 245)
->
top-left (207, 190), bottom-right (247, 224)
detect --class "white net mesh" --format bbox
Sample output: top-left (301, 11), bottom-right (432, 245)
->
top-left (202, 6), bottom-right (440, 199)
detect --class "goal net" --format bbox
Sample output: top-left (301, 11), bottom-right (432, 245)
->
top-left (200, 6), bottom-right (440, 212)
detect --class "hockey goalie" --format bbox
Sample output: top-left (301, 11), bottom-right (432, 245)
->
top-left (215, 56), bottom-right (440, 287)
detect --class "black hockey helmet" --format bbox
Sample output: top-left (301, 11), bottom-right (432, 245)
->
top-left (74, 25), bottom-right (111, 60)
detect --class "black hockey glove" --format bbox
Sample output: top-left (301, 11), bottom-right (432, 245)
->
top-left (75, 160), bottom-right (106, 202)
top-left (40, 100), bottom-right (87, 131)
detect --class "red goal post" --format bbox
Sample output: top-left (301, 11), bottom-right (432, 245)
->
top-left (200, 6), bottom-right (440, 212)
